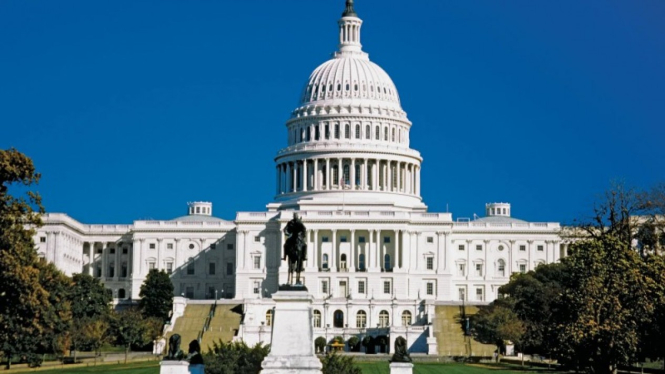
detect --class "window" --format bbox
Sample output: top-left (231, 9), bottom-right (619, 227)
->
top-left (498, 260), bottom-right (505, 276)
top-left (343, 165), bottom-right (349, 185)
top-left (266, 310), bottom-right (272, 326)
top-left (167, 243), bottom-right (174, 249)
top-left (379, 310), bottom-right (390, 327)
top-left (340, 254), bottom-right (347, 270)
top-left (149, 243), bottom-right (156, 249)
top-left (118, 289), bottom-right (126, 299)
top-left (519, 264), bottom-right (526, 273)
top-left (355, 124), bottom-right (360, 139)
top-left (392, 128), bottom-right (395, 142)
top-left (121, 263), bottom-right (128, 277)
top-left (427, 237), bottom-right (434, 243)
top-left (321, 280), bottom-right (329, 294)
top-left (322, 254), bottom-right (329, 270)
top-left (187, 262), bottom-right (195, 275)
top-left (255, 236), bottom-right (261, 242)
top-left (476, 263), bottom-right (483, 276)
top-left (315, 126), bottom-right (320, 140)
top-left (334, 310), bottom-right (344, 328)
top-left (458, 263), bottom-right (466, 276)
top-left (426, 257), bottom-right (434, 270)
top-left (520, 245), bottom-right (526, 251)
top-left (476, 245), bottom-right (482, 251)
top-left (537, 245), bottom-right (544, 251)
top-left (358, 280), bottom-right (365, 294)
top-left (227, 243), bottom-right (234, 250)
top-left (226, 262), bottom-right (234, 275)
top-left (253, 281), bottom-right (260, 294)
top-left (253, 256), bottom-right (261, 269)
top-left (458, 244), bottom-right (465, 251)
top-left (383, 280), bottom-right (391, 294)
top-left (335, 124), bottom-right (340, 139)
top-left (210, 243), bottom-right (216, 250)
top-left (185, 286), bottom-right (194, 299)
top-left (322, 236), bottom-right (329, 242)
top-left (358, 236), bottom-right (365, 243)
top-left (356, 310), bottom-right (367, 328)
top-left (149, 262), bottom-right (156, 270)
top-left (498, 245), bottom-right (504, 251)
top-left (122, 247), bottom-right (128, 254)
top-left (340, 236), bottom-right (347, 243)
top-left (358, 253), bottom-right (366, 271)
top-left (189, 243), bottom-right (195, 250)
top-left (313, 310), bottom-right (322, 328)
top-left (209, 263), bottom-right (216, 275)
top-left (402, 310), bottom-right (412, 326)
top-left (110, 248), bottom-right (115, 254)
top-left (166, 262), bottom-right (173, 275)
top-left (40, 237), bottom-right (46, 243)
top-left (375, 126), bottom-right (380, 140)
top-left (476, 287), bottom-right (484, 301)
top-left (458, 288), bottom-right (466, 301)
top-left (384, 254), bottom-right (391, 270)
top-left (365, 125), bottom-right (370, 139)
top-left (97, 248), bottom-right (102, 254)
top-left (384, 127), bottom-right (388, 141)
top-left (383, 236), bottom-right (390, 243)
top-left (108, 264), bottom-right (115, 277)
top-left (96, 266), bottom-right (102, 277)
top-left (325, 124), bottom-right (330, 139)
top-left (426, 282), bottom-right (434, 296)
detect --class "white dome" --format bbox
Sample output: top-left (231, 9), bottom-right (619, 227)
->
top-left (300, 56), bottom-right (401, 106)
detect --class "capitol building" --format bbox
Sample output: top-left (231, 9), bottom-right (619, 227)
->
top-left (34, 1), bottom-right (565, 354)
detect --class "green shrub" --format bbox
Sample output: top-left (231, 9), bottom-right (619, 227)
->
top-left (320, 352), bottom-right (361, 374)
top-left (314, 337), bottom-right (327, 353)
top-left (204, 341), bottom-right (270, 374)
top-left (347, 336), bottom-right (360, 352)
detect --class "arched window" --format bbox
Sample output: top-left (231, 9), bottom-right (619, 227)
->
top-left (340, 254), bottom-right (347, 270)
top-left (375, 126), bottom-right (380, 140)
top-left (301, 128), bottom-right (306, 142)
top-left (343, 165), bottom-right (350, 185)
top-left (356, 310), bottom-right (367, 328)
top-left (334, 310), bottom-right (344, 328)
top-left (401, 310), bottom-right (412, 326)
top-left (306, 127), bottom-right (311, 142)
top-left (313, 309), bottom-right (322, 328)
top-left (358, 253), bottom-right (366, 271)
top-left (379, 310), bottom-right (390, 327)
top-left (335, 124), bottom-right (340, 139)
top-left (384, 254), bottom-right (391, 271)
top-left (266, 310), bottom-right (273, 326)
top-left (365, 125), bottom-right (370, 139)
top-left (332, 166), bottom-right (339, 185)
top-left (322, 254), bottom-right (329, 270)
top-left (384, 127), bottom-right (388, 141)
top-left (498, 259), bottom-right (506, 276)
top-left (118, 289), bottom-right (126, 299)
top-left (345, 124), bottom-right (350, 139)
top-left (355, 124), bottom-right (360, 139)
top-left (392, 128), bottom-right (395, 142)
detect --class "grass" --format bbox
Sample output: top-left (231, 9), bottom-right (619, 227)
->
top-left (21, 361), bottom-right (159, 374)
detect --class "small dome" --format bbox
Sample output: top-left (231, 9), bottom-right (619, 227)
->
top-left (300, 57), bottom-right (400, 106)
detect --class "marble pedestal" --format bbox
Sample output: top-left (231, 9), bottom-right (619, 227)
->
top-left (390, 362), bottom-right (414, 374)
top-left (160, 361), bottom-right (189, 374)
top-left (261, 290), bottom-right (322, 374)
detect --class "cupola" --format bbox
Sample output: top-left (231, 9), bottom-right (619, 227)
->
top-left (486, 203), bottom-right (511, 217)
top-left (188, 201), bottom-right (213, 216)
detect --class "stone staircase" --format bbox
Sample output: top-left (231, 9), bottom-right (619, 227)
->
top-left (433, 305), bottom-right (495, 357)
top-left (166, 304), bottom-right (210, 349)
top-left (200, 304), bottom-right (242, 352)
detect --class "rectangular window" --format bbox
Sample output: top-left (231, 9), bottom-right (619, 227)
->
top-left (186, 263), bottom-right (195, 275)
top-left (322, 236), bottom-right (329, 243)
top-left (458, 244), bottom-right (465, 251)
top-left (122, 247), bottom-right (128, 254)
top-left (476, 263), bottom-right (483, 276)
top-left (458, 288), bottom-right (466, 301)
top-left (458, 264), bottom-right (466, 276)
top-left (255, 236), bottom-right (261, 242)
top-left (315, 126), bottom-right (320, 140)
top-left (426, 257), bottom-right (434, 270)
top-left (383, 236), bottom-right (390, 244)
top-left (476, 244), bottom-right (482, 251)
top-left (210, 243), bottom-right (216, 250)
top-left (227, 243), bottom-right (234, 250)
top-left (209, 263), bottom-right (216, 275)
top-left (186, 286), bottom-right (194, 299)
top-left (520, 245), bottom-right (526, 251)
top-left (340, 236), bottom-right (347, 243)
top-left (96, 266), bottom-right (102, 277)
top-left (519, 264), bottom-right (526, 273)
top-left (97, 248), bottom-right (102, 254)
top-left (253, 256), bottom-right (261, 269)
top-left (253, 281), bottom-right (260, 294)
top-left (426, 282), bottom-right (434, 295)
top-left (498, 262), bottom-right (505, 276)
top-left (40, 237), bottom-right (46, 243)
top-left (334, 124), bottom-right (340, 139)
top-left (121, 264), bottom-right (128, 277)
top-left (321, 280), bottom-right (329, 294)
top-left (358, 236), bottom-right (365, 243)
top-left (149, 243), bottom-right (156, 249)
top-left (166, 262), bottom-right (173, 274)
top-left (108, 265), bottom-right (114, 277)
top-left (110, 248), bottom-right (116, 254)
top-left (358, 280), bottom-right (366, 294)
top-left (226, 262), bottom-right (234, 275)
top-left (427, 236), bottom-right (434, 243)
top-left (149, 262), bottom-right (156, 270)
top-left (383, 281), bottom-right (391, 294)
top-left (537, 245), bottom-right (544, 251)
top-left (325, 124), bottom-right (330, 139)
top-left (476, 287), bottom-right (484, 301)
top-left (167, 243), bottom-right (174, 249)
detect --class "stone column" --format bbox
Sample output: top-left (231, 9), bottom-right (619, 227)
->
top-left (326, 158), bottom-right (331, 190)
top-left (350, 158), bottom-right (356, 189)
top-left (312, 229), bottom-right (318, 270)
top-left (100, 241), bottom-right (106, 279)
top-left (331, 230), bottom-right (337, 271)
top-left (302, 160), bottom-right (307, 192)
top-left (337, 158), bottom-right (342, 189)
top-left (115, 241), bottom-right (121, 280)
top-left (350, 230), bottom-right (355, 271)
top-left (89, 241), bottom-right (96, 276)
top-left (373, 160), bottom-right (379, 191)
top-left (313, 158), bottom-right (318, 191)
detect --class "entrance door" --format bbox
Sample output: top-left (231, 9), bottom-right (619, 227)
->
top-left (333, 310), bottom-right (344, 328)
top-left (339, 281), bottom-right (347, 298)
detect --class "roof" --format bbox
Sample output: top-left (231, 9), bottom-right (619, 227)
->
top-left (170, 214), bottom-right (228, 223)
top-left (473, 216), bottom-right (527, 224)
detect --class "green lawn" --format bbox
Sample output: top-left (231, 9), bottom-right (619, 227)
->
top-left (27, 361), bottom-right (159, 374)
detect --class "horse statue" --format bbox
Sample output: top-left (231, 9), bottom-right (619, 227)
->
top-left (283, 213), bottom-right (307, 286)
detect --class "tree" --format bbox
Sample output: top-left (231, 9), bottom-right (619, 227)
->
top-left (639, 254), bottom-right (665, 368)
top-left (35, 261), bottom-right (73, 362)
top-left (470, 299), bottom-right (524, 354)
top-left (204, 340), bottom-right (270, 374)
top-left (139, 269), bottom-right (174, 321)
top-left (320, 352), bottom-right (361, 374)
top-left (70, 273), bottom-right (112, 321)
top-left (314, 337), bottom-right (327, 354)
top-left (347, 336), bottom-right (360, 352)
top-left (0, 148), bottom-right (49, 369)
top-left (71, 317), bottom-right (110, 364)
top-left (110, 308), bottom-right (153, 364)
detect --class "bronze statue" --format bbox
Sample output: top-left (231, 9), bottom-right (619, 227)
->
top-left (165, 334), bottom-right (184, 360)
top-left (188, 339), bottom-right (204, 365)
top-left (283, 213), bottom-right (307, 285)
top-left (391, 336), bottom-right (412, 363)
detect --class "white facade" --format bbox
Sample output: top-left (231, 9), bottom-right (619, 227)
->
top-left (32, 1), bottom-right (568, 353)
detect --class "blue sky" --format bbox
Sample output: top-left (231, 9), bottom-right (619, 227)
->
top-left (1, 0), bottom-right (663, 224)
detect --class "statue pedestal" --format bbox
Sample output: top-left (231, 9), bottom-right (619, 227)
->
top-left (261, 290), bottom-right (322, 374)
top-left (390, 362), bottom-right (414, 374)
top-left (160, 361), bottom-right (189, 374)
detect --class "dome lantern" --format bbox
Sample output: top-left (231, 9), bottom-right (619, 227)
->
top-left (338, 0), bottom-right (363, 54)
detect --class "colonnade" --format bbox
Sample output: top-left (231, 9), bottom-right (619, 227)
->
top-left (275, 158), bottom-right (420, 196)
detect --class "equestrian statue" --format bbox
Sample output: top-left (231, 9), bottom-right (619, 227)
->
top-left (282, 213), bottom-right (307, 286)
